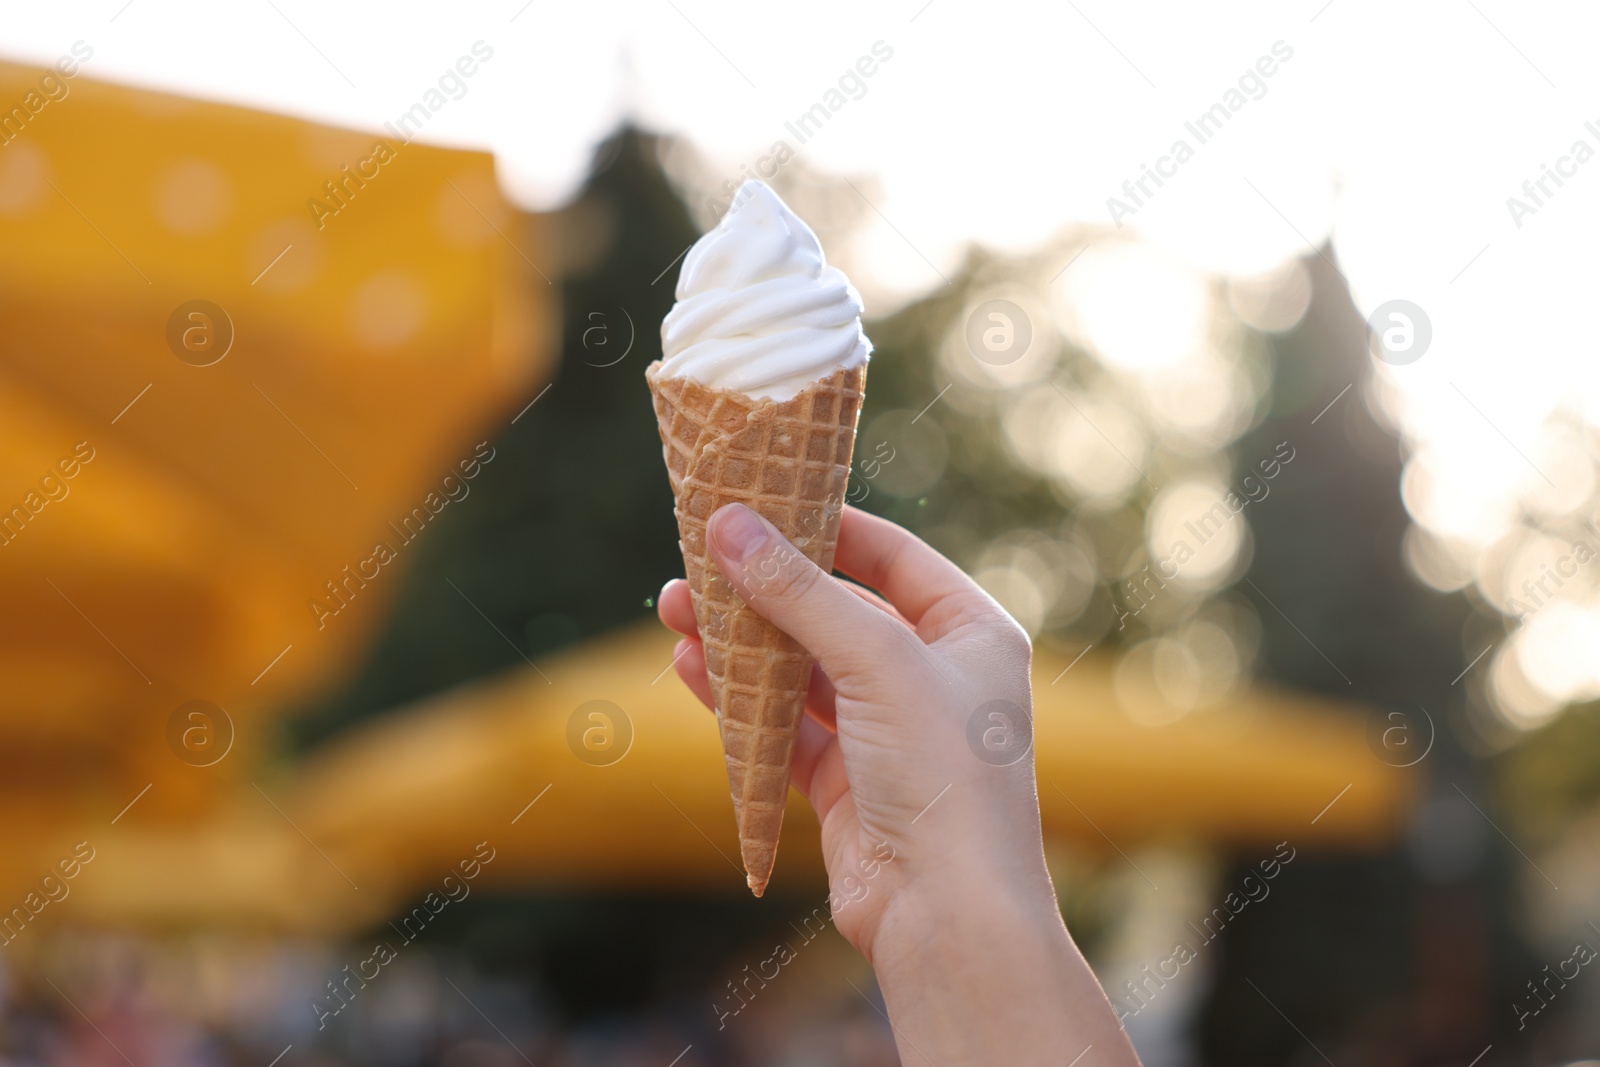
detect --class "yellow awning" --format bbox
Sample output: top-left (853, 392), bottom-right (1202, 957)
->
top-left (59, 623), bottom-right (1412, 932)
top-left (0, 59), bottom-right (551, 836)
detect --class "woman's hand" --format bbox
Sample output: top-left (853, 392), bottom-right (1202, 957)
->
top-left (658, 502), bottom-right (1043, 952)
top-left (658, 503), bottom-right (1142, 1066)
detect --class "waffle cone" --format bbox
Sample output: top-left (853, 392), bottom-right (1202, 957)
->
top-left (647, 361), bottom-right (867, 896)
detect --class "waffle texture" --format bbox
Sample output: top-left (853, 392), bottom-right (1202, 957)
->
top-left (647, 361), bottom-right (867, 895)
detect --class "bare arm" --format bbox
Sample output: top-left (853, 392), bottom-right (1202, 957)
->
top-left (659, 503), bottom-right (1142, 1066)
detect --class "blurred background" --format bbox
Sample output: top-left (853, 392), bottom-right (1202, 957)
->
top-left (0, 1), bottom-right (1597, 1064)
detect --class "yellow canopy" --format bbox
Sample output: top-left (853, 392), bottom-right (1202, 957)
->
top-left (0, 58), bottom-right (550, 835)
top-left (58, 623), bottom-right (1411, 932)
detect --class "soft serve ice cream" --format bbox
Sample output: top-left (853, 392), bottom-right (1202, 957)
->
top-left (647, 179), bottom-right (871, 896)
top-left (657, 181), bottom-right (871, 401)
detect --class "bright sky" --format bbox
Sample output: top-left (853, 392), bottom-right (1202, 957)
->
top-left (6, 0), bottom-right (1599, 730)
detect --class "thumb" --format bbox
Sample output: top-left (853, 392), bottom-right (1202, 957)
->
top-left (707, 503), bottom-right (918, 678)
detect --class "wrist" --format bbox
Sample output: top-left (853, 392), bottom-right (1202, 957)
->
top-left (852, 802), bottom-right (1060, 964)
top-left (862, 864), bottom-right (1142, 1067)
top-left (869, 863), bottom-right (1064, 972)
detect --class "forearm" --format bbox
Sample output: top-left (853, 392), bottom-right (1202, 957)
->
top-left (868, 876), bottom-right (1142, 1067)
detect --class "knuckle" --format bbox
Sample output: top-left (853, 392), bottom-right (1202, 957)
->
top-left (993, 606), bottom-right (1032, 652)
top-left (996, 617), bottom-right (1033, 663)
top-left (933, 593), bottom-right (1032, 652)
top-left (966, 600), bottom-right (1033, 661)
top-left (746, 545), bottom-right (817, 602)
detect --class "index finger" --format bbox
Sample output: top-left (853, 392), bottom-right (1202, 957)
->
top-left (831, 506), bottom-right (994, 627)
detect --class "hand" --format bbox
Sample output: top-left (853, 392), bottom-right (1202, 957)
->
top-left (659, 503), bottom-right (1142, 1066)
top-left (658, 502), bottom-right (1040, 950)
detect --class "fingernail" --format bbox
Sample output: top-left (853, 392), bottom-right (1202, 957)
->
top-left (710, 504), bottom-right (768, 563)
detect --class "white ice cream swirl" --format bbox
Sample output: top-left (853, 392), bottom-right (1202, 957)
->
top-left (658, 181), bottom-right (871, 401)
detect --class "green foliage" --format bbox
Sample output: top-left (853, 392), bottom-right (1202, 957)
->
top-left (1496, 698), bottom-right (1600, 844)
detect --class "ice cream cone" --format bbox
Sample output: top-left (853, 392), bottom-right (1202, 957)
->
top-left (648, 361), bottom-right (867, 895)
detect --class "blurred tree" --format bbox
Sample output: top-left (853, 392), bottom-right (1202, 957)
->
top-left (290, 128), bottom-right (690, 748)
top-left (1198, 256), bottom-right (1524, 1066)
top-left (1500, 699), bottom-right (1600, 843)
